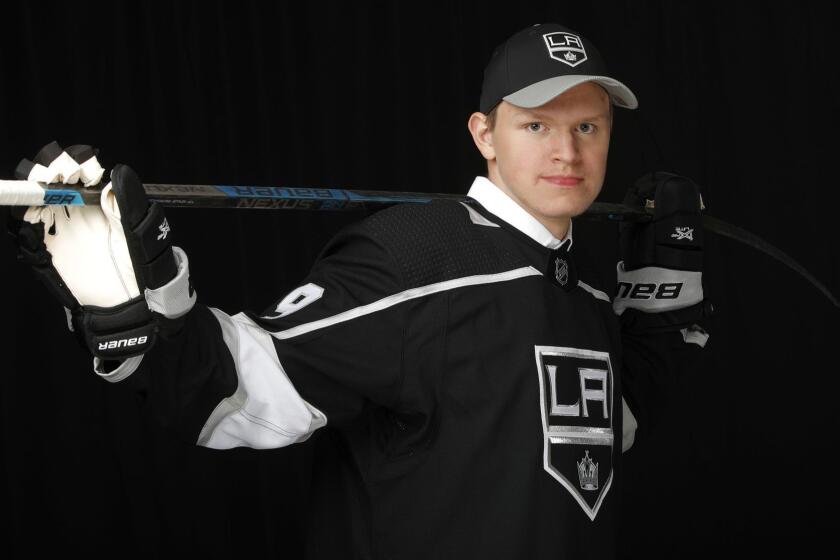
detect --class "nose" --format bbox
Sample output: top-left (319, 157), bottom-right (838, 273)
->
top-left (549, 129), bottom-right (581, 165)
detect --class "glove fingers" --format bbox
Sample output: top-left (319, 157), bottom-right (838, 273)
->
top-left (33, 141), bottom-right (64, 166)
top-left (624, 171), bottom-right (689, 209)
top-left (66, 144), bottom-right (105, 186)
top-left (15, 158), bottom-right (36, 180)
top-left (34, 141), bottom-right (82, 184)
top-left (18, 141), bottom-right (105, 186)
top-left (15, 157), bottom-right (69, 184)
top-left (18, 141), bottom-right (88, 184)
top-left (65, 144), bottom-right (96, 163)
top-left (654, 175), bottom-right (702, 218)
top-left (620, 171), bottom-right (705, 272)
top-left (632, 171), bottom-right (681, 197)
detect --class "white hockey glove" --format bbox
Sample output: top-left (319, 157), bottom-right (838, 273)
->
top-left (613, 171), bottom-right (712, 337)
top-left (6, 141), bottom-right (196, 361)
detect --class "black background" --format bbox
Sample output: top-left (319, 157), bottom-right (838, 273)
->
top-left (1, 1), bottom-right (838, 558)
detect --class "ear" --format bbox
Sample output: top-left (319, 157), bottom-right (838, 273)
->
top-left (467, 112), bottom-right (496, 162)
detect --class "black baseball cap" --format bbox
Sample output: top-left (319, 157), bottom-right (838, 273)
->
top-left (479, 23), bottom-right (638, 114)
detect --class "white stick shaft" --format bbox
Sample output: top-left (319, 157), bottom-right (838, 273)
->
top-left (0, 180), bottom-right (47, 206)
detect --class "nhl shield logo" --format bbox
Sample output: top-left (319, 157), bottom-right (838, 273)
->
top-left (554, 257), bottom-right (568, 286)
top-left (534, 345), bottom-right (614, 520)
top-left (543, 32), bottom-right (588, 67)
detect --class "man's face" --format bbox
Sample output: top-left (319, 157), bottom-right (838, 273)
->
top-left (470, 82), bottom-right (612, 238)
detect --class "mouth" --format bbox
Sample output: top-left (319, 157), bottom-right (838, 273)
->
top-left (542, 175), bottom-right (583, 187)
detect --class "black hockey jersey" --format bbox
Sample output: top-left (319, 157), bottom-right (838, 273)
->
top-left (109, 176), bottom-right (708, 559)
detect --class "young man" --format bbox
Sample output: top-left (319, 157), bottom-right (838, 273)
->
top-left (9, 23), bottom-right (709, 559)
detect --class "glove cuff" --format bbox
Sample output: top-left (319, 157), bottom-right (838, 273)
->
top-left (613, 261), bottom-right (703, 315)
top-left (618, 300), bottom-right (712, 335)
top-left (93, 355), bottom-right (145, 383)
top-left (145, 246), bottom-right (196, 319)
top-left (76, 297), bottom-right (157, 359)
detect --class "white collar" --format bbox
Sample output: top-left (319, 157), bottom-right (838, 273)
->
top-left (466, 176), bottom-right (573, 251)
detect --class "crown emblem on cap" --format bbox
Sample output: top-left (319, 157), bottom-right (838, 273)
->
top-left (544, 32), bottom-right (588, 67)
top-left (577, 450), bottom-right (599, 490)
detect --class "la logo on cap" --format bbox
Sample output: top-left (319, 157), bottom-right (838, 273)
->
top-left (543, 32), bottom-right (588, 67)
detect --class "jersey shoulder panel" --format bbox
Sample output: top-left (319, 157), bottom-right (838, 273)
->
top-left (351, 199), bottom-right (530, 289)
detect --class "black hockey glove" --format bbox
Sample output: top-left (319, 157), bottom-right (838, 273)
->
top-left (613, 171), bottom-right (712, 334)
top-left (6, 141), bottom-right (196, 365)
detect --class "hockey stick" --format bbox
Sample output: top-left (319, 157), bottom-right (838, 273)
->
top-left (1, 179), bottom-right (837, 307)
top-left (0, 179), bottom-right (649, 220)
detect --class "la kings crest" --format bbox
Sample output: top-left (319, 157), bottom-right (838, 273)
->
top-left (534, 346), bottom-right (614, 520)
top-left (543, 31), bottom-right (588, 67)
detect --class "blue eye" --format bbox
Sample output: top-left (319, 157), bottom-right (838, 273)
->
top-left (527, 122), bottom-right (544, 132)
top-left (578, 123), bottom-right (596, 134)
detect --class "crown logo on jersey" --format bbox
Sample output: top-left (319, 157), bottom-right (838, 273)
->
top-left (577, 450), bottom-right (599, 490)
top-left (543, 32), bottom-right (588, 67)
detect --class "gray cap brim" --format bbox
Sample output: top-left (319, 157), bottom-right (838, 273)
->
top-left (503, 75), bottom-right (639, 110)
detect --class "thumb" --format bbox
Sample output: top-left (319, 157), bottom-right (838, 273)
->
top-left (100, 182), bottom-right (119, 217)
